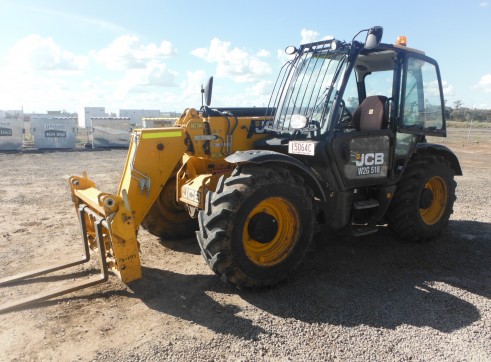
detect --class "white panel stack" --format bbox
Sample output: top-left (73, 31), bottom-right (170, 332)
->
top-left (142, 117), bottom-right (176, 128)
top-left (0, 118), bottom-right (23, 151)
top-left (31, 117), bottom-right (77, 149)
top-left (90, 117), bottom-right (130, 148)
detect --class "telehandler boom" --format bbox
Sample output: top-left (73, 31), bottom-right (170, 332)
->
top-left (0, 26), bottom-right (461, 312)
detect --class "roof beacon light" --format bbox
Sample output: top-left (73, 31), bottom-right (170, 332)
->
top-left (396, 36), bottom-right (407, 46)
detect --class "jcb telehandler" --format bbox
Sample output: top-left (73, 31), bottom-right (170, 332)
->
top-left (0, 27), bottom-right (461, 312)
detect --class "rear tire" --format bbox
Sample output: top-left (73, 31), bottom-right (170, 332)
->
top-left (388, 155), bottom-right (456, 242)
top-left (197, 165), bottom-right (316, 288)
top-left (141, 178), bottom-right (198, 239)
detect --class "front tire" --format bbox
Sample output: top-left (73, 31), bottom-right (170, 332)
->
top-left (388, 155), bottom-right (456, 242)
top-left (141, 178), bottom-right (198, 239)
top-left (197, 165), bottom-right (316, 288)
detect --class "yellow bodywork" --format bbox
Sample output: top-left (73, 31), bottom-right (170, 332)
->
top-left (69, 108), bottom-right (270, 283)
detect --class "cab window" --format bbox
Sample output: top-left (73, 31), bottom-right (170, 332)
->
top-left (343, 69), bottom-right (359, 115)
top-left (365, 70), bottom-right (394, 98)
top-left (401, 56), bottom-right (444, 132)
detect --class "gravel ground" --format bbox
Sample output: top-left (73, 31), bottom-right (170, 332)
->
top-left (0, 128), bottom-right (489, 361)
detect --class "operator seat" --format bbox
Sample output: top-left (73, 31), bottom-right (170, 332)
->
top-left (352, 95), bottom-right (388, 131)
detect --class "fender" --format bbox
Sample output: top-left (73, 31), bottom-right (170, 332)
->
top-left (416, 143), bottom-right (463, 175)
top-left (225, 150), bottom-right (327, 202)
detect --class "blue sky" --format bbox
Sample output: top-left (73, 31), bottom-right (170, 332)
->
top-left (0, 0), bottom-right (490, 114)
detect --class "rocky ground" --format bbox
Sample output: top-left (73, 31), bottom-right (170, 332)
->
top-left (0, 128), bottom-right (489, 361)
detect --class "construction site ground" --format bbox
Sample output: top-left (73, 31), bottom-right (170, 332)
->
top-left (0, 128), bottom-right (490, 361)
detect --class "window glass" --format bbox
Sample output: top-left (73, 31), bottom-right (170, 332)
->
top-left (395, 133), bottom-right (417, 156)
top-left (364, 70), bottom-right (394, 98)
top-left (343, 71), bottom-right (359, 114)
top-left (403, 57), bottom-right (443, 130)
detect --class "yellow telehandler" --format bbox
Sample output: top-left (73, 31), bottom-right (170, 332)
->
top-left (0, 27), bottom-right (461, 312)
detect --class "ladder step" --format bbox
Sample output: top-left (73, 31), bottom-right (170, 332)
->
top-left (352, 225), bottom-right (378, 237)
top-left (354, 199), bottom-right (379, 210)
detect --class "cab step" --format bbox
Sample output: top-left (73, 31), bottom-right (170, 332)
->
top-left (353, 199), bottom-right (379, 210)
top-left (352, 225), bottom-right (378, 237)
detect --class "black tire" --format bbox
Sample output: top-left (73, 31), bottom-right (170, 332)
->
top-left (387, 155), bottom-right (456, 242)
top-left (197, 165), bottom-right (316, 288)
top-left (141, 178), bottom-right (198, 239)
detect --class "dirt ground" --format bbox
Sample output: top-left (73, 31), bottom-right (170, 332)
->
top-left (0, 128), bottom-right (490, 361)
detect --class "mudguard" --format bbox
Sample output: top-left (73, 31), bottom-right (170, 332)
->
top-left (225, 150), bottom-right (327, 201)
top-left (416, 143), bottom-right (463, 175)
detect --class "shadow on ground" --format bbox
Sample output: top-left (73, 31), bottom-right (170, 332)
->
top-left (126, 220), bottom-right (490, 336)
top-left (6, 220), bottom-right (488, 339)
top-left (238, 220), bottom-right (490, 333)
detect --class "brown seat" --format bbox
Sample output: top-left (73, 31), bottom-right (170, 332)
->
top-left (352, 95), bottom-right (388, 131)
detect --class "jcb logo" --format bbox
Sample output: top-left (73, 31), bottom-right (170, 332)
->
top-left (355, 152), bottom-right (384, 166)
top-left (182, 186), bottom-right (201, 204)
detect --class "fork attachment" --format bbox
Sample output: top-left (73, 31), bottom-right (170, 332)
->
top-left (0, 205), bottom-right (108, 313)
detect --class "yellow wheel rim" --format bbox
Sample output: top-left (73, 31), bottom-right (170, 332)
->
top-left (242, 197), bottom-right (299, 266)
top-left (420, 176), bottom-right (447, 225)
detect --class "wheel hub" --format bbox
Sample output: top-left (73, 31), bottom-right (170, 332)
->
top-left (247, 212), bottom-right (278, 244)
top-left (420, 188), bottom-right (434, 209)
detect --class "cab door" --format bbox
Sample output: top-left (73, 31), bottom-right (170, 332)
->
top-left (330, 50), bottom-right (397, 189)
top-left (399, 53), bottom-right (446, 136)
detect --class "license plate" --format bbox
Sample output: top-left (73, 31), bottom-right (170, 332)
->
top-left (288, 141), bottom-right (316, 156)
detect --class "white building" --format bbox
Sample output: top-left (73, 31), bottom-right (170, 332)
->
top-left (79, 107), bottom-right (106, 128)
top-left (0, 110), bottom-right (23, 119)
top-left (119, 109), bottom-right (161, 127)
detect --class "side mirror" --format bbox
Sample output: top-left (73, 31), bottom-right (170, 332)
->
top-left (202, 76), bottom-right (213, 106)
top-left (364, 26), bottom-right (383, 49)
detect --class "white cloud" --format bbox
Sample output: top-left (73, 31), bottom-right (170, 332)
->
top-left (441, 80), bottom-right (455, 98)
top-left (276, 29), bottom-right (335, 65)
top-left (88, 35), bottom-right (179, 103)
top-left (7, 35), bottom-right (87, 72)
top-left (191, 38), bottom-right (271, 83)
top-left (256, 49), bottom-right (270, 57)
top-left (246, 80), bottom-right (274, 106)
top-left (476, 74), bottom-right (491, 92)
top-left (246, 80), bottom-right (272, 97)
top-left (125, 62), bottom-right (177, 87)
top-left (479, 2), bottom-right (488, 7)
top-left (300, 29), bottom-right (335, 44)
top-left (0, 34), bottom-right (89, 111)
top-left (301, 29), bottom-right (320, 44)
top-left (0, 70), bottom-right (84, 112)
top-left (179, 70), bottom-right (207, 97)
top-left (93, 35), bottom-right (176, 70)
top-left (111, 61), bottom-right (177, 102)
top-left (0, 34), bottom-right (182, 112)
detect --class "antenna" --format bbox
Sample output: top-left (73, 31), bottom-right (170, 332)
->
top-left (201, 83), bottom-right (205, 107)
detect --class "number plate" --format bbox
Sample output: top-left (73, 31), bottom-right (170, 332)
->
top-left (288, 141), bottom-right (316, 156)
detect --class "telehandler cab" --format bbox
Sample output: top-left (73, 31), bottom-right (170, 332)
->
top-left (0, 26), bottom-right (461, 312)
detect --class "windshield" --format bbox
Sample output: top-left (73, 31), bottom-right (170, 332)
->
top-left (266, 42), bottom-right (348, 134)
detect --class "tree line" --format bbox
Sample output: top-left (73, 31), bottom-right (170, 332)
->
top-left (446, 101), bottom-right (491, 122)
